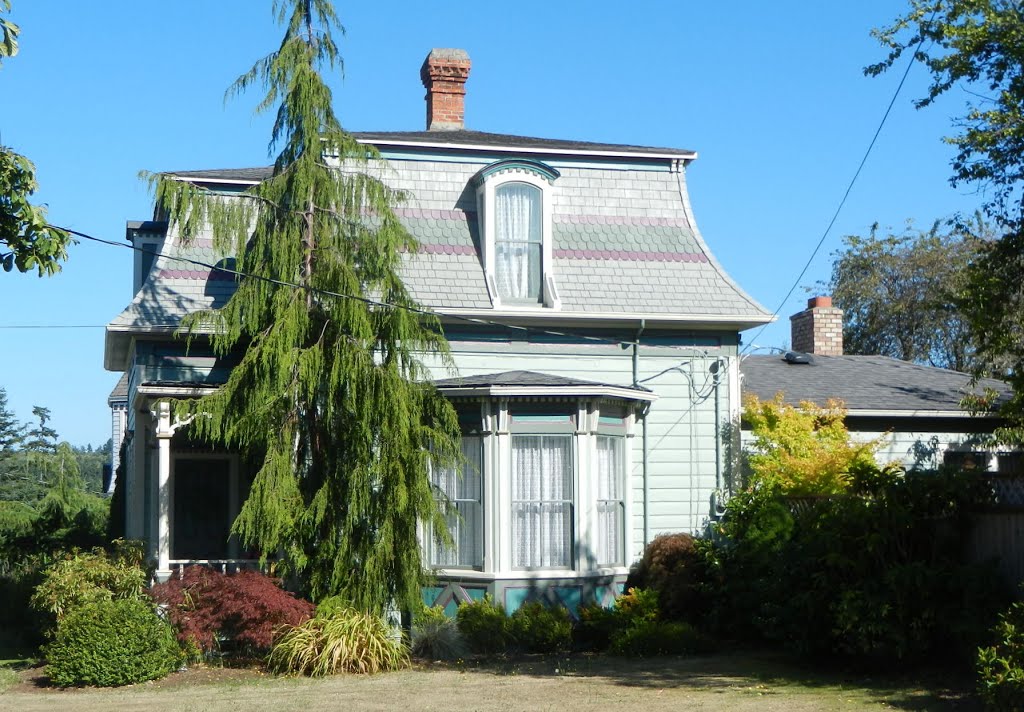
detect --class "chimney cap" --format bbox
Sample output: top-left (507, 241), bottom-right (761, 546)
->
top-left (807, 295), bottom-right (833, 309)
top-left (421, 48), bottom-right (471, 131)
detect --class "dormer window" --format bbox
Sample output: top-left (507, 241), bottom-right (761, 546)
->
top-left (475, 160), bottom-right (560, 309)
top-left (495, 182), bottom-right (543, 302)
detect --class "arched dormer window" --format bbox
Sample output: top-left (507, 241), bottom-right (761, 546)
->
top-left (475, 160), bottom-right (560, 309)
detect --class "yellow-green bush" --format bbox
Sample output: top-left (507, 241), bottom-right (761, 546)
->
top-left (269, 605), bottom-right (407, 675)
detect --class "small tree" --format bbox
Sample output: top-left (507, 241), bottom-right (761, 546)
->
top-left (742, 394), bottom-right (881, 496)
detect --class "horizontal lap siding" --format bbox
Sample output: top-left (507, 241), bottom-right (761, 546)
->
top-left (430, 339), bottom-right (737, 562)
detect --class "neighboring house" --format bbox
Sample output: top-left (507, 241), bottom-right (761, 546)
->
top-left (741, 297), bottom-right (1015, 473)
top-left (105, 372), bottom-right (129, 495)
top-left (104, 49), bottom-right (772, 613)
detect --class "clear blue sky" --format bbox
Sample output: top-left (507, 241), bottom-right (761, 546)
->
top-left (1, 1), bottom-right (984, 446)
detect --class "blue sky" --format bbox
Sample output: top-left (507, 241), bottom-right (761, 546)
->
top-left (1, 1), bottom-right (984, 446)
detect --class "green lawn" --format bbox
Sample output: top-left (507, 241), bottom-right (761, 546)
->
top-left (0, 652), bottom-right (981, 711)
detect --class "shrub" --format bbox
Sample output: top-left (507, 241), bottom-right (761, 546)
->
top-left (45, 598), bottom-right (180, 687)
top-left (609, 620), bottom-right (708, 657)
top-left (269, 606), bottom-right (408, 675)
top-left (149, 567), bottom-right (313, 656)
top-left (613, 587), bottom-right (659, 625)
top-left (710, 466), bottom-right (1007, 667)
top-left (978, 601), bottom-right (1024, 709)
top-left (315, 595), bottom-right (352, 619)
top-left (456, 596), bottom-right (510, 655)
top-left (508, 602), bottom-right (572, 653)
top-left (411, 604), bottom-right (466, 661)
top-left (574, 603), bottom-right (619, 652)
top-left (626, 533), bottom-right (712, 622)
top-left (31, 546), bottom-right (148, 631)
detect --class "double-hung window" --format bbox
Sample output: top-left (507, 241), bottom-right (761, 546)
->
top-left (511, 435), bottom-right (573, 568)
top-left (495, 182), bottom-right (543, 303)
top-left (595, 435), bottom-right (626, 566)
top-left (474, 159), bottom-right (560, 309)
top-left (429, 435), bottom-right (483, 569)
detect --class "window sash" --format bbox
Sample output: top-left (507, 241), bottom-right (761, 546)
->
top-left (596, 435), bottom-right (625, 566)
top-left (511, 434), bottom-right (573, 569)
top-left (495, 182), bottom-right (543, 302)
top-left (430, 436), bottom-right (483, 569)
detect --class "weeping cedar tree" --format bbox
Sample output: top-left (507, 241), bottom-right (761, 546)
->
top-left (149, 0), bottom-right (460, 613)
top-left (870, 2), bottom-right (1024, 436)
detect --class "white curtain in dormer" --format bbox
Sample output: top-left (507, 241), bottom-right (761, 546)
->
top-left (596, 435), bottom-right (624, 566)
top-left (495, 183), bottom-right (542, 301)
top-left (511, 435), bottom-right (572, 568)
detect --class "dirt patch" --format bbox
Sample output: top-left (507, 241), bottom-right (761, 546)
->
top-left (7, 662), bottom-right (266, 694)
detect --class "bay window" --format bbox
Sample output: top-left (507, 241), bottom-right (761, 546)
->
top-left (511, 435), bottom-right (573, 568)
top-left (595, 435), bottom-right (626, 566)
top-left (429, 435), bottom-right (483, 569)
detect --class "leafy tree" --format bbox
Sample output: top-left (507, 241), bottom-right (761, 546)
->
top-left (154, 0), bottom-right (459, 612)
top-left (742, 394), bottom-right (881, 496)
top-left (0, 1), bottom-right (70, 275)
top-left (824, 220), bottom-right (983, 371)
top-left (24, 405), bottom-right (56, 454)
top-left (870, 2), bottom-right (1024, 431)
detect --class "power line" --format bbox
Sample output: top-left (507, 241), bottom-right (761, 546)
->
top-left (740, 25), bottom-right (932, 356)
top-left (48, 223), bottom-right (718, 359)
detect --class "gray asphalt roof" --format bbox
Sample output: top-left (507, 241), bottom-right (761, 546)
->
top-left (352, 130), bottom-right (695, 157)
top-left (107, 372), bottom-right (129, 404)
top-left (434, 370), bottom-right (651, 392)
top-left (740, 354), bottom-right (1010, 413)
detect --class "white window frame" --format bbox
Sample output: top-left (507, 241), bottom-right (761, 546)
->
top-left (429, 434), bottom-right (485, 570)
top-left (475, 162), bottom-right (560, 310)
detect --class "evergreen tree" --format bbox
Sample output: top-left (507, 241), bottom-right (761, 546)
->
top-left (153, 0), bottom-right (459, 612)
top-left (24, 406), bottom-right (56, 454)
top-left (0, 387), bottom-right (23, 473)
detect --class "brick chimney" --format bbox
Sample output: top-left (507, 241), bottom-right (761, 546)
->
top-left (790, 296), bottom-right (843, 356)
top-left (420, 48), bottom-right (471, 131)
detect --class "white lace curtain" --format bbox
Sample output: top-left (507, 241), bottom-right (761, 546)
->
top-left (596, 436), bottom-right (625, 565)
top-left (495, 183), bottom-right (542, 301)
top-left (511, 435), bottom-right (572, 568)
top-left (430, 436), bottom-right (483, 568)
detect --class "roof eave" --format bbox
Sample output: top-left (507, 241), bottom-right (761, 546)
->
top-left (437, 384), bottom-right (658, 402)
top-left (354, 137), bottom-right (698, 162)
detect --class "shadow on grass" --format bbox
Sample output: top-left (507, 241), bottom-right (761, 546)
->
top-left (443, 650), bottom-right (981, 711)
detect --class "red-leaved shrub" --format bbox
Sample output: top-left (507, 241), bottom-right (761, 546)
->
top-left (149, 567), bottom-right (313, 655)
top-left (625, 533), bottom-right (709, 622)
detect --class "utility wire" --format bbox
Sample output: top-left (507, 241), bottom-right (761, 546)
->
top-left (739, 27), bottom-right (932, 356)
top-left (47, 223), bottom-right (716, 359)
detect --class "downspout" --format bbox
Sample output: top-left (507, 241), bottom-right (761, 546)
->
top-left (632, 319), bottom-right (649, 547)
top-left (713, 357), bottom-right (723, 503)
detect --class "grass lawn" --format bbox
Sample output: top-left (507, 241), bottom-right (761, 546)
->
top-left (0, 651), bottom-right (981, 711)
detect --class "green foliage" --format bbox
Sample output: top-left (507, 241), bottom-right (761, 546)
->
top-left (0, 1), bottom-right (18, 61)
top-left (869, 2), bottom-right (1024, 435)
top-left (709, 465), bottom-right (1006, 666)
top-left (825, 222), bottom-right (983, 371)
top-left (743, 394), bottom-right (880, 496)
top-left (625, 533), bottom-right (711, 622)
top-left (268, 605), bottom-right (408, 676)
top-left (508, 602), bottom-right (572, 654)
top-left (575, 603), bottom-right (620, 651)
top-left (609, 620), bottom-right (708, 658)
top-left (45, 598), bottom-right (180, 687)
top-left (0, 148), bottom-right (70, 276)
top-left (30, 547), bottom-right (148, 630)
top-left (411, 604), bottom-right (466, 660)
top-left (455, 596), bottom-right (510, 655)
top-left (153, 0), bottom-right (460, 613)
top-left (978, 600), bottom-right (1024, 710)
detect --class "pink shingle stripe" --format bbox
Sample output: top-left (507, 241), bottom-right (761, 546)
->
top-left (553, 249), bottom-right (707, 263)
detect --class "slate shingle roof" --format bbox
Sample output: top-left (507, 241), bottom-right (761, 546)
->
top-left (740, 354), bottom-right (1010, 413)
top-left (107, 372), bottom-right (129, 404)
top-left (109, 130), bottom-right (771, 350)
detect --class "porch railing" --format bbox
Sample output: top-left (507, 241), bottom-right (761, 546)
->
top-left (168, 559), bottom-right (262, 577)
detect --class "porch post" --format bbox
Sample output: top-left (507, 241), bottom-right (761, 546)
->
top-left (152, 401), bottom-right (173, 582)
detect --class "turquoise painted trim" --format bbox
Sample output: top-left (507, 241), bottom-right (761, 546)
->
top-left (376, 149), bottom-right (674, 173)
top-left (474, 159), bottom-right (560, 185)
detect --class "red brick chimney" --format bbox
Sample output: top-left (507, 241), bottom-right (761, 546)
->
top-left (790, 296), bottom-right (843, 356)
top-left (421, 48), bottom-right (471, 131)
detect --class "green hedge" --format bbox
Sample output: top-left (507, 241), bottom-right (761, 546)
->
top-left (46, 598), bottom-right (180, 687)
